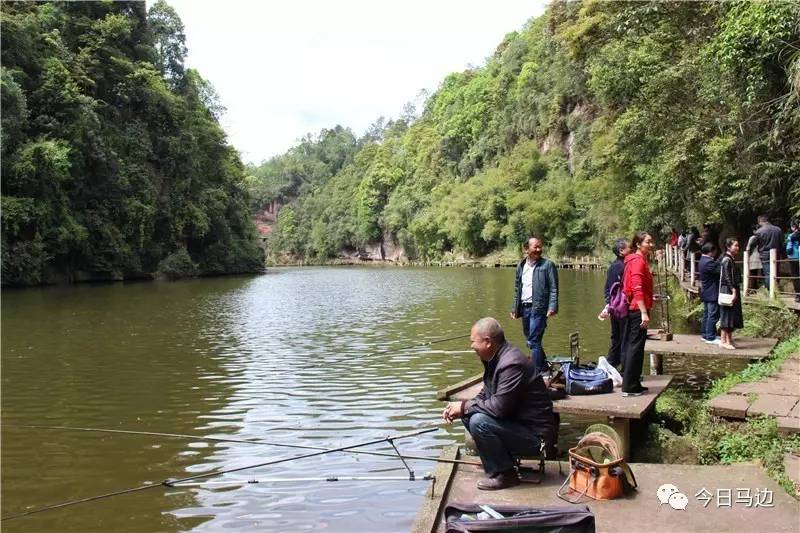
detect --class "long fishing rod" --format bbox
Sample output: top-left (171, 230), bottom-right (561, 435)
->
top-left (368, 332), bottom-right (471, 356)
top-left (171, 474), bottom-right (436, 487)
top-left (1, 427), bottom-right (437, 522)
top-left (4, 425), bottom-right (481, 467)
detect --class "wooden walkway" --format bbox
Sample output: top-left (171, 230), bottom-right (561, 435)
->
top-left (440, 374), bottom-right (673, 459)
top-left (412, 446), bottom-right (800, 533)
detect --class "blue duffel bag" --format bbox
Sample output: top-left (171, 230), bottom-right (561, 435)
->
top-left (561, 362), bottom-right (613, 395)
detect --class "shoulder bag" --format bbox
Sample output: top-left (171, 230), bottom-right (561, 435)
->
top-left (718, 257), bottom-right (735, 307)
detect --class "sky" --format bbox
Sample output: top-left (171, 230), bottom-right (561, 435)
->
top-left (160, 1), bottom-right (548, 164)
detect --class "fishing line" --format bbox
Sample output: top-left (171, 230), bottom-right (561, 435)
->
top-left (1, 427), bottom-right (437, 522)
top-left (4, 425), bottom-right (481, 467)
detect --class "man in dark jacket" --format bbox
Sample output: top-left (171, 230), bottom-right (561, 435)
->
top-left (698, 242), bottom-right (721, 344)
top-left (747, 215), bottom-right (784, 290)
top-left (510, 237), bottom-right (559, 374)
top-left (443, 318), bottom-right (555, 490)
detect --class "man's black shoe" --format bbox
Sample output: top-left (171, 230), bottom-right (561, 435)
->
top-left (477, 470), bottom-right (520, 490)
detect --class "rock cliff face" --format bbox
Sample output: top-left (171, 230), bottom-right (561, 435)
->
top-left (253, 200), bottom-right (282, 239)
top-left (341, 233), bottom-right (407, 262)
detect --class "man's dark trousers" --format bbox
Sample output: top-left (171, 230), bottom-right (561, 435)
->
top-left (607, 315), bottom-right (625, 367)
top-left (701, 301), bottom-right (720, 341)
top-left (463, 413), bottom-right (542, 475)
top-left (522, 305), bottom-right (548, 373)
top-left (761, 255), bottom-right (771, 290)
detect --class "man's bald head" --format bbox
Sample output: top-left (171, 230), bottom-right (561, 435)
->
top-left (470, 318), bottom-right (505, 360)
top-left (473, 317), bottom-right (505, 343)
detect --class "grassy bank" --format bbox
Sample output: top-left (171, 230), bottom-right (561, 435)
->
top-left (638, 334), bottom-right (800, 498)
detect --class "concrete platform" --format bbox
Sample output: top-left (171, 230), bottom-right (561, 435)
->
top-left (646, 334), bottom-right (778, 361)
top-left (440, 374), bottom-right (673, 458)
top-left (412, 446), bottom-right (800, 533)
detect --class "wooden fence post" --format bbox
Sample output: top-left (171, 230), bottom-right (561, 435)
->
top-left (770, 248), bottom-right (777, 300)
top-left (690, 254), bottom-right (696, 287)
top-left (742, 248), bottom-right (750, 295)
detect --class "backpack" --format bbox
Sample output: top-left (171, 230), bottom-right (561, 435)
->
top-left (607, 260), bottom-right (629, 319)
top-left (561, 362), bottom-right (613, 395)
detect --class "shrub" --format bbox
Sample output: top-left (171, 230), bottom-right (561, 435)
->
top-left (155, 247), bottom-right (198, 280)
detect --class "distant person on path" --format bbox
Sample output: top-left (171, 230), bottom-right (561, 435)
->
top-left (745, 227), bottom-right (763, 292)
top-left (786, 219), bottom-right (800, 303)
top-left (621, 231), bottom-right (654, 397)
top-left (747, 215), bottom-right (783, 290)
top-left (510, 236), bottom-right (559, 375)
top-left (698, 242), bottom-right (721, 344)
top-left (442, 318), bottom-right (555, 490)
top-left (700, 222), bottom-right (719, 250)
top-left (719, 238), bottom-right (744, 350)
top-left (598, 238), bottom-right (631, 367)
top-left (687, 226), bottom-right (701, 269)
top-left (668, 228), bottom-right (679, 248)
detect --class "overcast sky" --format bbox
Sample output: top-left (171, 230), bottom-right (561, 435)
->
top-left (160, 1), bottom-right (547, 164)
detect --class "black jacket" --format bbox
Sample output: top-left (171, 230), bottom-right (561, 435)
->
top-left (749, 223), bottom-right (784, 260)
top-left (464, 341), bottom-right (555, 444)
top-left (511, 257), bottom-right (559, 317)
top-left (699, 254), bottom-right (721, 303)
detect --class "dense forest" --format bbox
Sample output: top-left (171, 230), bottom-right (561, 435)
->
top-left (248, 1), bottom-right (800, 263)
top-left (1, 1), bottom-right (263, 285)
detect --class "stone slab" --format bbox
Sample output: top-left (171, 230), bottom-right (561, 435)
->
top-left (417, 449), bottom-right (800, 533)
top-left (709, 395), bottom-right (750, 419)
top-left (776, 416), bottom-right (800, 434)
top-left (748, 394), bottom-right (799, 418)
top-left (645, 334), bottom-right (778, 360)
top-left (788, 401), bottom-right (800, 419)
top-left (445, 374), bottom-right (673, 420)
top-left (728, 382), bottom-right (765, 395)
top-left (758, 380), bottom-right (800, 396)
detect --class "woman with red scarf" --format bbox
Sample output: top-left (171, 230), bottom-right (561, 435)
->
top-left (621, 231), bottom-right (654, 396)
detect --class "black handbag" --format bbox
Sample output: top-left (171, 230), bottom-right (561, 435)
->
top-left (445, 503), bottom-right (595, 532)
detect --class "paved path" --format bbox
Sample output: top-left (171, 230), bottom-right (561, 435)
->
top-left (709, 354), bottom-right (800, 434)
top-left (413, 446), bottom-right (800, 533)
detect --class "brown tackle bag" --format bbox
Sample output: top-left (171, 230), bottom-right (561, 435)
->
top-left (556, 427), bottom-right (637, 503)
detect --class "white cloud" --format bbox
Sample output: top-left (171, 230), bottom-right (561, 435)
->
top-left (158, 0), bottom-right (547, 163)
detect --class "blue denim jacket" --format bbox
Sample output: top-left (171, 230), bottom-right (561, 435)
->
top-left (511, 257), bottom-right (559, 317)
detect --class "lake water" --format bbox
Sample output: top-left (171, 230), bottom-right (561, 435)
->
top-left (1, 267), bottom-right (748, 532)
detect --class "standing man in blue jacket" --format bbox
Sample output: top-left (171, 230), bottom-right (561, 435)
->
top-left (510, 236), bottom-right (559, 375)
top-left (698, 242), bottom-right (721, 344)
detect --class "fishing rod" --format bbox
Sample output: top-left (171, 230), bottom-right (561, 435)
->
top-left (1, 426), bottom-right (437, 522)
top-left (170, 474), bottom-right (436, 487)
top-left (4, 425), bottom-right (481, 467)
top-left (368, 332), bottom-right (471, 356)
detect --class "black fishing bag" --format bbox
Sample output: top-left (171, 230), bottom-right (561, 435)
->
top-left (444, 503), bottom-right (595, 532)
top-left (561, 362), bottom-right (613, 395)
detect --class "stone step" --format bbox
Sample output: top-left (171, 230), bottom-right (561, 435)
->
top-left (709, 394), bottom-right (749, 419)
top-left (748, 394), bottom-right (799, 418)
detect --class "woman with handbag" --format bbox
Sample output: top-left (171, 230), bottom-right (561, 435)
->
top-left (719, 237), bottom-right (744, 350)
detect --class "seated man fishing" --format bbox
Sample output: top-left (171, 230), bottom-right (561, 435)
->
top-left (442, 317), bottom-right (555, 490)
